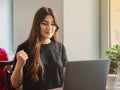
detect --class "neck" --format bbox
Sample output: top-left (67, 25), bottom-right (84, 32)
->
top-left (41, 39), bottom-right (51, 44)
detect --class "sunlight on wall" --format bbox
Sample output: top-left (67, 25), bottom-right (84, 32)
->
top-left (0, 0), bottom-right (12, 52)
top-left (111, 0), bottom-right (120, 46)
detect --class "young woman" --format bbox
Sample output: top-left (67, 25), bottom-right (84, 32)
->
top-left (11, 7), bottom-right (68, 90)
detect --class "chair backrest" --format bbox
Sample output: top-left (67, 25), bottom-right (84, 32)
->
top-left (0, 60), bottom-right (15, 90)
top-left (0, 66), bottom-right (6, 90)
top-left (0, 48), bottom-right (9, 90)
top-left (4, 65), bottom-right (15, 90)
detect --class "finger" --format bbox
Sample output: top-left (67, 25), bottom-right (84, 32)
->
top-left (17, 50), bottom-right (27, 56)
top-left (17, 50), bottom-right (28, 60)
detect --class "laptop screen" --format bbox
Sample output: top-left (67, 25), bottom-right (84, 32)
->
top-left (63, 59), bottom-right (110, 90)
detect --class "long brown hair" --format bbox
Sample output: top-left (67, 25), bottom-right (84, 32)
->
top-left (25, 7), bottom-right (59, 81)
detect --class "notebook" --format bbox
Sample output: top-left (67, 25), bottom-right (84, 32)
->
top-left (63, 59), bottom-right (110, 90)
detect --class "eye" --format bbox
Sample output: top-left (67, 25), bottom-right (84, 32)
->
top-left (51, 22), bottom-right (56, 26)
top-left (41, 22), bottom-right (47, 25)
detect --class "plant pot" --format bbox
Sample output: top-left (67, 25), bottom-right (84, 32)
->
top-left (115, 61), bottom-right (120, 89)
top-left (107, 74), bottom-right (117, 90)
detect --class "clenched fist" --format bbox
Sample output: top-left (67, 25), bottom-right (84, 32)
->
top-left (16, 50), bottom-right (28, 68)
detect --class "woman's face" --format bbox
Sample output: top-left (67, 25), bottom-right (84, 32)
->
top-left (40, 15), bottom-right (56, 40)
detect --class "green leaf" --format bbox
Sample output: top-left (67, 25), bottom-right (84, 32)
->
top-left (105, 44), bottom-right (120, 74)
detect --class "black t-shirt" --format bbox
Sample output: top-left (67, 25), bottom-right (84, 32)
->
top-left (13, 41), bottom-right (68, 90)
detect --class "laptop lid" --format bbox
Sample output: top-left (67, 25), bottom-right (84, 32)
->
top-left (63, 59), bottom-right (110, 90)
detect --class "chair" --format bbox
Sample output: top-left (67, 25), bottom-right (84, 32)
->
top-left (0, 60), bottom-right (15, 90)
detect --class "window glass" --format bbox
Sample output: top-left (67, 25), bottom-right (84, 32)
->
top-left (0, 0), bottom-right (13, 52)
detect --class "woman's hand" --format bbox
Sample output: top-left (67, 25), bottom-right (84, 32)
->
top-left (16, 50), bottom-right (28, 68)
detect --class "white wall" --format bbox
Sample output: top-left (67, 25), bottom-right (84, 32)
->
top-left (13, 0), bottom-right (63, 51)
top-left (63, 0), bottom-right (100, 61)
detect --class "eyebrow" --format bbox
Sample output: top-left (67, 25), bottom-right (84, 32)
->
top-left (42, 20), bottom-right (55, 23)
top-left (42, 20), bottom-right (48, 22)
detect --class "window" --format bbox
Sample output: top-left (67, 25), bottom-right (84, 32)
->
top-left (110, 0), bottom-right (120, 46)
top-left (0, 0), bottom-right (13, 52)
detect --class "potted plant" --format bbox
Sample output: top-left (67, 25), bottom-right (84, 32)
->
top-left (105, 44), bottom-right (120, 74)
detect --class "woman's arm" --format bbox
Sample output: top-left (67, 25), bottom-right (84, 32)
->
top-left (11, 62), bottom-right (23, 88)
top-left (61, 67), bottom-right (66, 90)
top-left (63, 67), bottom-right (66, 81)
top-left (11, 50), bottom-right (28, 88)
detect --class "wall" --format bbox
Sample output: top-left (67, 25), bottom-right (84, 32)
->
top-left (13, 0), bottom-right (63, 51)
top-left (63, 0), bottom-right (100, 61)
top-left (13, 0), bottom-right (102, 61)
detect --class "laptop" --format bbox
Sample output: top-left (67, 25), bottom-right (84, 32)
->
top-left (63, 59), bottom-right (110, 90)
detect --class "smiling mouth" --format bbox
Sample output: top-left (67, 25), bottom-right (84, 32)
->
top-left (45, 32), bottom-right (50, 35)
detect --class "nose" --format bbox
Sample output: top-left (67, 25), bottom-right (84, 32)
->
top-left (46, 24), bottom-right (52, 30)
